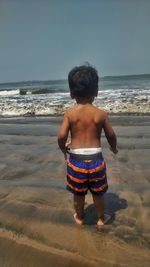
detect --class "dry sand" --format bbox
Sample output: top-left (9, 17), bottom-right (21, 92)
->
top-left (0, 115), bottom-right (150, 267)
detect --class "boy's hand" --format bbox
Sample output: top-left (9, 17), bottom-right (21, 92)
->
top-left (61, 148), bottom-right (67, 160)
top-left (65, 141), bottom-right (71, 155)
top-left (62, 141), bottom-right (71, 160)
top-left (109, 146), bottom-right (118, 154)
top-left (65, 141), bottom-right (71, 150)
top-left (63, 151), bottom-right (67, 160)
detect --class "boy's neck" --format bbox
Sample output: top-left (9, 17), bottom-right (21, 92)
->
top-left (75, 96), bottom-right (95, 105)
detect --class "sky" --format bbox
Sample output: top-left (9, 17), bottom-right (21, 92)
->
top-left (0, 0), bottom-right (150, 83)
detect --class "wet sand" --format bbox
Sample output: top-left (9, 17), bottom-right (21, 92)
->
top-left (0, 115), bottom-right (150, 267)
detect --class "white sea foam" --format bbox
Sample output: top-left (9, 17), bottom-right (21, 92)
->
top-left (0, 89), bottom-right (20, 96)
top-left (0, 95), bottom-right (150, 117)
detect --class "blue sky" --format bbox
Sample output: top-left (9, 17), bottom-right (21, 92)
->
top-left (0, 0), bottom-right (150, 82)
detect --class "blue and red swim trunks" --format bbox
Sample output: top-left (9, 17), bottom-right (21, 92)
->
top-left (66, 152), bottom-right (108, 196)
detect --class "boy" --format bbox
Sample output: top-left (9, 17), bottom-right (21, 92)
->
top-left (58, 64), bottom-right (118, 226)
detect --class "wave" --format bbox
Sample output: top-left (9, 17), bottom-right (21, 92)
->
top-left (1, 87), bottom-right (150, 98)
top-left (20, 88), bottom-right (50, 95)
top-left (0, 87), bottom-right (69, 97)
top-left (0, 89), bottom-right (20, 96)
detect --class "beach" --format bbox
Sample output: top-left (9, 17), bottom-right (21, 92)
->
top-left (0, 115), bottom-right (150, 267)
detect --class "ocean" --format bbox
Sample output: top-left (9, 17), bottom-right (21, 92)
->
top-left (0, 74), bottom-right (150, 117)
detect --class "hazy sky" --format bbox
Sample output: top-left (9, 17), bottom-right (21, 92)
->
top-left (0, 0), bottom-right (150, 82)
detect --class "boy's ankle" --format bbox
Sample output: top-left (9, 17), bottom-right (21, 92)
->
top-left (97, 214), bottom-right (111, 226)
top-left (98, 214), bottom-right (104, 222)
top-left (74, 213), bottom-right (84, 225)
top-left (77, 214), bottom-right (84, 221)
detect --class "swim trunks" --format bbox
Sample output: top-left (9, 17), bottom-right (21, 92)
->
top-left (66, 152), bottom-right (108, 196)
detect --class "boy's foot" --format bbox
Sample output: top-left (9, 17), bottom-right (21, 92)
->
top-left (73, 213), bottom-right (84, 225)
top-left (97, 214), bottom-right (111, 226)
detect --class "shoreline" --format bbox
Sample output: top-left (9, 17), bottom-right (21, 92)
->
top-left (0, 112), bottom-right (150, 118)
top-left (0, 114), bottom-right (150, 127)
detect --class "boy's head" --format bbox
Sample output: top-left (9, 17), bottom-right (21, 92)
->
top-left (68, 64), bottom-right (99, 98)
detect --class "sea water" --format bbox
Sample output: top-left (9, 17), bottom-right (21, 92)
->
top-left (0, 74), bottom-right (150, 117)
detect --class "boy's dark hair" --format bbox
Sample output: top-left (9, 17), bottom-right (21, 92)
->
top-left (68, 64), bottom-right (99, 98)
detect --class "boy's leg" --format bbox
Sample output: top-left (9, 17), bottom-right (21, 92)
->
top-left (92, 194), bottom-right (111, 226)
top-left (73, 194), bottom-right (85, 224)
top-left (92, 194), bottom-right (104, 221)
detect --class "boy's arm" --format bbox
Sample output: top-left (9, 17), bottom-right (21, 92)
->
top-left (57, 112), bottom-right (70, 159)
top-left (103, 113), bottom-right (118, 154)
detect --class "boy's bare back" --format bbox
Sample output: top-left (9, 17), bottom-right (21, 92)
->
top-left (59, 101), bottom-right (116, 153)
top-left (67, 103), bottom-right (106, 149)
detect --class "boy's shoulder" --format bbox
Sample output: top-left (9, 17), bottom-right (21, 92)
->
top-left (65, 105), bottom-right (108, 119)
top-left (92, 106), bottom-right (108, 121)
top-left (92, 105), bottom-right (107, 115)
top-left (64, 106), bottom-right (75, 115)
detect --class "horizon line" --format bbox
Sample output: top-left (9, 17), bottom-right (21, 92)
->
top-left (0, 73), bottom-right (150, 85)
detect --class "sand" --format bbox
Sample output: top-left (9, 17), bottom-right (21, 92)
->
top-left (0, 115), bottom-right (150, 267)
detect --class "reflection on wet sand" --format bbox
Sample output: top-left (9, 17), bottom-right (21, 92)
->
top-left (0, 116), bottom-right (150, 267)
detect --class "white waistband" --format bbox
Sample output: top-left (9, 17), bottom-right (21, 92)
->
top-left (69, 147), bottom-right (102, 155)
